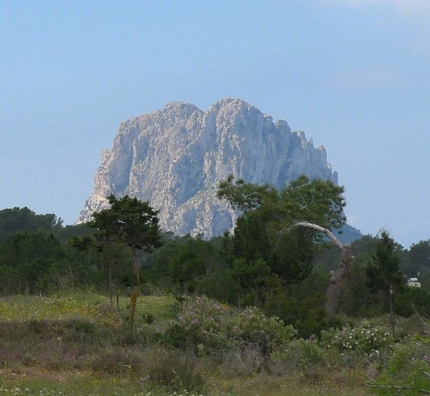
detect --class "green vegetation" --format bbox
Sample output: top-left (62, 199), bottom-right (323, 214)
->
top-left (1, 177), bottom-right (430, 395)
top-left (1, 291), bottom-right (373, 395)
top-left (85, 194), bottom-right (162, 323)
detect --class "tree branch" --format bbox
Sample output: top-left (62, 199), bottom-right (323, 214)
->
top-left (291, 221), bottom-right (345, 251)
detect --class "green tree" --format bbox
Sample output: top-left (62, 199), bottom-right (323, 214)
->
top-left (406, 239), bottom-right (430, 278)
top-left (230, 257), bottom-right (272, 306)
top-left (218, 175), bottom-right (346, 230)
top-left (150, 234), bottom-right (224, 295)
top-left (338, 263), bottom-right (378, 317)
top-left (71, 235), bottom-right (131, 306)
top-left (366, 230), bottom-right (405, 335)
top-left (394, 287), bottom-right (430, 318)
top-left (218, 175), bottom-right (346, 288)
top-left (88, 194), bottom-right (162, 323)
top-left (54, 223), bottom-right (94, 244)
top-left (0, 230), bottom-right (64, 293)
top-left (169, 245), bottom-right (206, 293)
top-left (264, 271), bottom-right (336, 338)
top-left (0, 207), bottom-right (62, 244)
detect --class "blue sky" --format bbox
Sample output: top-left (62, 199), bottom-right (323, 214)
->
top-left (1, 0), bottom-right (429, 248)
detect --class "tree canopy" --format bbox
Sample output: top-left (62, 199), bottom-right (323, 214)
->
top-left (218, 175), bottom-right (346, 286)
top-left (88, 194), bottom-right (161, 254)
top-left (0, 207), bottom-right (62, 244)
top-left (218, 175), bottom-right (346, 230)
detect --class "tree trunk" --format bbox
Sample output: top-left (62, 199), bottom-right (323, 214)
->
top-left (108, 262), bottom-right (113, 306)
top-left (326, 244), bottom-right (353, 315)
top-left (129, 247), bottom-right (140, 324)
top-left (293, 221), bottom-right (353, 315)
top-left (388, 286), bottom-right (396, 338)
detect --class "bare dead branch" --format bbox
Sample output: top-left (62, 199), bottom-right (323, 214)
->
top-left (292, 221), bottom-right (345, 251)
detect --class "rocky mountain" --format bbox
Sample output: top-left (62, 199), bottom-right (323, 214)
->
top-left (78, 98), bottom-right (358, 241)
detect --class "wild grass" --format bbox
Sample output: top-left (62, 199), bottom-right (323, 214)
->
top-left (0, 290), bottom-right (176, 324)
top-left (0, 290), bottom-right (374, 396)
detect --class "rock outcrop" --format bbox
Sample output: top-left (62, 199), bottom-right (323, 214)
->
top-left (78, 98), bottom-right (342, 238)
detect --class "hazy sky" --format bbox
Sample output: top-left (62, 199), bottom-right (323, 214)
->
top-left (1, 1), bottom-right (429, 248)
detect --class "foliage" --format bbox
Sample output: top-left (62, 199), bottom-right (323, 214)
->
top-left (0, 290), bottom-right (375, 395)
top-left (369, 337), bottom-right (430, 394)
top-left (405, 239), bottom-right (430, 277)
top-left (230, 257), bottom-right (271, 305)
top-left (366, 230), bottom-right (405, 301)
top-left (0, 230), bottom-right (98, 294)
top-left (339, 264), bottom-right (381, 317)
top-left (149, 234), bottom-right (222, 294)
top-left (88, 194), bottom-right (162, 255)
top-left (0, 206), bottom-right (62, 244)
top-left (195, 267), bottom-right (238, 304)
top-left (264, 271), bottom-right (336, 338)
top-left (88, 194), bottom-right (162, 322)
top-left (218, 175), bottom-right (346, 229)
top-left (145, 347), bottom-right (207, 394)
top-left (164, 295), bottom-right (296, 354)
top-left (271, 338), bottom-right (327, 370)
top-left (53, 223), bottom-right (94, 243)
top-left (320, 321), bottom-right (392, 362)
top-left (366, 230), bottom-right (406, 336)
top-left (351, 235), bottom-right (380, 265)
top-left (70, 236), bottom-right (132, 304)
top-left (5, 199), bottom-right (430, 394)
top-left (218, 175), bottom-right (346, 303)
top-left (394, 287), bottom-right (430, 318)
top-left (0, 230), bottom-right (63, 265)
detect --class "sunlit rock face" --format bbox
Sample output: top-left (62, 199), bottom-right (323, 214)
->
top-left (78, 98), bottom-right (339, 238)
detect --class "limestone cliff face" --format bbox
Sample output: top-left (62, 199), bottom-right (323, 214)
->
top-left (78, 98), bottom-right (339, 238)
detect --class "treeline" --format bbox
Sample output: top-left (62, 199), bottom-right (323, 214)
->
top-left (1, 177), bottom-right (430, 337)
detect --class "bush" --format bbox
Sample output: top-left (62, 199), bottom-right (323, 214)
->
top-left (369, 337), bottom-right (430, 394)
top-left (164, 295), bottom-right (296, 355)
top-left (393, 315), bottom-right (430, 339)
top-left (145, 347), bottom-right (207, 393)
top-left (270, 338), bottom-right (326, 373)
top-left (320, 320), bottom-right (393, 368)
top-left (217, 344), bottom-right (268, 378)
top-left (91, 347), bottom-right (145, 375)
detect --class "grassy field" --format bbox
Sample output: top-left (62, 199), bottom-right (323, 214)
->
top-left (0, 291), bottom-right (374, 396)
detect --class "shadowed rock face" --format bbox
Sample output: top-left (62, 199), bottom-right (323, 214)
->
top-left (78, 98), bottom-right (339, 238)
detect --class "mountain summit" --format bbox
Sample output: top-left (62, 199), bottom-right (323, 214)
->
top-left (78, 98), bottom-right (342, 238)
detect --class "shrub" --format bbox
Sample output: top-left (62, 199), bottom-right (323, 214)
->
top-left (321, 321), bottom-right (392, 356)
top-left (320, 320), bottom-right (393, 368)
top-left (91, 347), bottom-right (145, 375)
top-left (369, 337), bottom-right (430, 394)
top-left (270, 338), bottom-right (326, 373)
top-left (145, 347), bottom-right (207, 393)
top-left (217, 344), bottom-right (268, 378)
top-left (164, 295), bottom-right (296, 355)
top-left (394, 314), bottom-right (430, 339)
